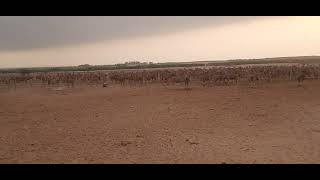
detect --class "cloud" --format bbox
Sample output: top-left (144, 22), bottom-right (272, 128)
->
top-left (0, 16), bottom-right (268, 51)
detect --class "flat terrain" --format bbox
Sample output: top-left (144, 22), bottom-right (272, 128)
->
top-left (1, 81), bottom-right (320, 163)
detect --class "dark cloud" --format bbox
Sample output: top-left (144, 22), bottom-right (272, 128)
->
top-left (0, 16), bottom-right (269, 51)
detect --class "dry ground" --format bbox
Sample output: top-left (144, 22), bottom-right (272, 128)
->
top-left (1, 81), bottom-right (320, 163)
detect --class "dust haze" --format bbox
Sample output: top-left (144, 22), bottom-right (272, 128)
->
top-left (1, 16), bottom-right (320, 68)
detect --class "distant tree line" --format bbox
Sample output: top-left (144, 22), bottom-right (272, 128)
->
top-left (1, 57), bottom-right (319, 74)
top-left (0, 62), bottom-right (205, 74)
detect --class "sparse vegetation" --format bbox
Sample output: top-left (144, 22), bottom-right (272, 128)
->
top-left (1, 56), bottom-right (319, 74)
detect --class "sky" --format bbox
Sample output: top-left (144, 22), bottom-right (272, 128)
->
top-left (0, 16), bottom-right (320, 68)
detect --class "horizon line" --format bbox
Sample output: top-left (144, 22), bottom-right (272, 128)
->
top-left (1, 55), bottom-right (320, 70)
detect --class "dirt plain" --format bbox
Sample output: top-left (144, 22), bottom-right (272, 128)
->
top-left (1, 81), bottom-right (320, 164)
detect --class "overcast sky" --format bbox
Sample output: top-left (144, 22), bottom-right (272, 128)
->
top-left (0, 16), bottom-right (320, 68)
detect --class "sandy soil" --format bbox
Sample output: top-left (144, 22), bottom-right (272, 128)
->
top-left (1, 81), bottom-right (320, 164)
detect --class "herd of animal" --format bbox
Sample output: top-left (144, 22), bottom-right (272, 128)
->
top-left (0, 64), bottom-right (319, 90)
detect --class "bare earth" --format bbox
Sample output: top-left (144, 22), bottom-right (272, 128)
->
top-left (1, 81), bottom-right (320, 164)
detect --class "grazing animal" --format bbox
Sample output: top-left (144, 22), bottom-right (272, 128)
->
top-left (297, 74), bottom-right (306, 87)
top-left (102, 83), bottom-right (108, 88)
top-left (248, 75), bottom-right (259, 87)
top-left (185, 76), bottom-right (191, 87)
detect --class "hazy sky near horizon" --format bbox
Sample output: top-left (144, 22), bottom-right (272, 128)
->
top-left (0, 16), bottom-right (320, 68)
